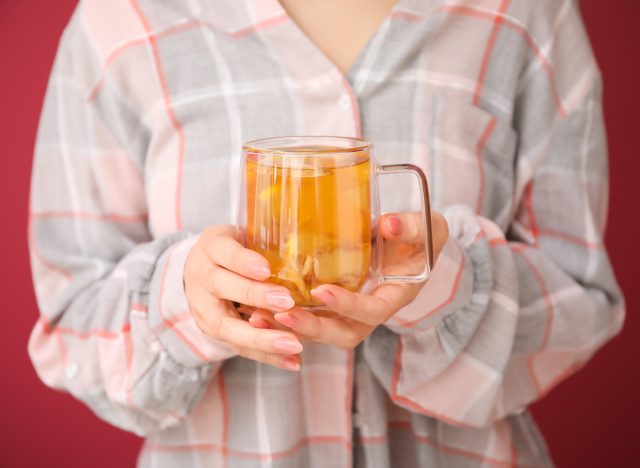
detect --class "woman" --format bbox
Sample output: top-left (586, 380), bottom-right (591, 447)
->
top-left (28, 0), bottom-right (624, 466)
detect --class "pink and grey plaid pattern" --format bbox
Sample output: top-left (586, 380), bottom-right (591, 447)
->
top-left (28, 0), bottom-right (624, 466)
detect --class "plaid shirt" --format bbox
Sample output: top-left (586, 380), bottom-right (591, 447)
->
top-left (28, 0), bottom-right (625, 466)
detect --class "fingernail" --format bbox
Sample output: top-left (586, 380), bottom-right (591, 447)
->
top-left (283, 357), bottom-right (301, 371)
top-left (310, 288), bottom-right (337, 307)
top-left (273, 337), bottom-right (303, 354)
top-left (249, 316), bottom-right (270, 329)
top-left (266, 292), bottom-right (295, 311)
top-left (250, 263), bottom-right (271, 280)
top-left (387, 216), bottom-right (402, 235)
top-left (275, 312), bottom-right (299, 329)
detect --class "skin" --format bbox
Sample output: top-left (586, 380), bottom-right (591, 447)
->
top-left (184, 0), bottom-right (449, 372)
top-left (185, 213), bottom-right (449, 371)
top-left (279, 0), bottom-right (398, 74)
top-left (184, 225), bottom-right (305, 372)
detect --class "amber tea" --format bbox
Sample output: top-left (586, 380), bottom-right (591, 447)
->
top-left (245, 147), bottom-right (372, 306)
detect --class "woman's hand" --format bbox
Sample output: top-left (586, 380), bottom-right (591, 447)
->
top-left (248, 212), bottom-right (449, 349)
top-left (184, 225), bottom-right (303, 371)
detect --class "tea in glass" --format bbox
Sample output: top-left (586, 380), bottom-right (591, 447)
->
top-left (245, 146), bottom-right (372, 306)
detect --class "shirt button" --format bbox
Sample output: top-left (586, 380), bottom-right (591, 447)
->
top-left (338, 93), bottom-right (351, 109)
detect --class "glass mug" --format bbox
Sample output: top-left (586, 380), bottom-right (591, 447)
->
top-left (237, 136), bottom-right (434, 309)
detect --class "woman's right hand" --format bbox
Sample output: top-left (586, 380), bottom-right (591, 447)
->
top-left (183, 225), bottom-right (303, 371)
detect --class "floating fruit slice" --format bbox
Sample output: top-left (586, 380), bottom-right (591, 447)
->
top-left (313, 245), bottom-right (370, 288)
top-left (257, 184), bottom-right (281, 204)
top-left (338, 274), bottom-right (363, 291)
top-left (285, 231), bottom-right (335, 261)
top-left (249, 245), bottom-right (284, 271)
top-left (276, 266), bottom-right (309, 303)
top-left (333, 206), bottom-right (370, 245)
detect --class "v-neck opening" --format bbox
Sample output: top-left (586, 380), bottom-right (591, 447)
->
top-left (271, 0), bottom-right (406, 86)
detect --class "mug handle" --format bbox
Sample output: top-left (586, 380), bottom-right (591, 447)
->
top-left (377, 164), bottom-right (434, 284)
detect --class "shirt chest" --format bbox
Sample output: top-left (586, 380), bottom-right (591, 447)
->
top-left (136, 13), bottom-right (518, 237)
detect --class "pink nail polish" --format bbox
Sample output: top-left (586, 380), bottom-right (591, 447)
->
top-left (265, 292), bottom-right (295, 311)
top-left (273, 337), bottom-right (303, 354)
top-left (311, 288), bottom-right (337, 307)
top-left (250, 263), bottom-right (271, 279)
top-left (283, 357), bottom-right (301, 371)
top-left (275, 313), bottom-right (299, 329)
top-left (249, 316), bottom-right (270, 329)
top-left (387, 216), bottom-right (402, 235)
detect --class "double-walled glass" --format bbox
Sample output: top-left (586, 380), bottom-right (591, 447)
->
top-left (238, 136), bottom-right (433, 309)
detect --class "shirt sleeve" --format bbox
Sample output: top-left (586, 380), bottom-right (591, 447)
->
top-left (28, 13), bottom-right (236, 436)
top-left (362, 4), bottom-right (625, 428)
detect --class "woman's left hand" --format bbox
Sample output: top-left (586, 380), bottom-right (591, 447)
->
top-left (248, 211), bottom-right (449, 349)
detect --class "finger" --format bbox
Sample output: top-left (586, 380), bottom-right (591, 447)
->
top-left (185, 279), bottom-right (237, 336)
top-left (249, 309), bottom-right (288, 331)
top-left (369, 283), bottom-right (420, 312)
top-left (230, 345), bottom-right (302, 372)
top-left (249, 310), bottom-right (312, 344)
top-left (201, 226), bottom-right (273, 281)
top-left (200, 265), bottom-right (295, 312)
top-left (380, 211), bottom-right (448, 247)
top-left (273, 308), bottom-right (371, 349)
top-left (431, 212), bottom-right (449, 257)
top-left (188, 283), bottom-right (302, 354)
top-left (211, 315), bottom-right (304, 356)
top-left (309, 284), bottom-right (392, 326)
top-left (380, 211), bottom-right (424, 244)
top-left (248, 314), bottom-right (272, 329)
top-left (236, 304), bottom-right (255, 315)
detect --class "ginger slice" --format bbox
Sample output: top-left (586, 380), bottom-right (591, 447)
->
top-left (277, 232), bottom-right (372, 305)
top-left (313, 246), bottom-right (368, 286)
top-left (276, 266), bottom-right (308, 303)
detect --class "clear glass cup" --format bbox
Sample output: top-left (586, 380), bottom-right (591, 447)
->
top-left (237, 136), bottom-right (433, 309)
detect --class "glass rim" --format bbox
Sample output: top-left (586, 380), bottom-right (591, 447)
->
top-left (243, 136), bottom-right (373, 155)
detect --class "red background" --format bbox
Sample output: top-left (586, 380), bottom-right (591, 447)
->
top-left (1, 1), bottom-right (638, 466)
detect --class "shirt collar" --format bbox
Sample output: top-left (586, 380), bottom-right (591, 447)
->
top-left (208, 0), bottom-right (441, 37)
top-left (204, 0), bottom-right (287, 37)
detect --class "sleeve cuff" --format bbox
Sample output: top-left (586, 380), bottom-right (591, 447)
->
top-left (148, 234), bottom-right (238, 368)
top-left (384, 236), bottom-right (474, 334)
top-left (384, 204), bottom-right (491, 335)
